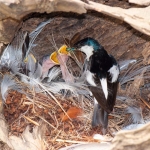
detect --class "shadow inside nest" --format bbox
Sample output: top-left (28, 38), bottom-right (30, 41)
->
top-left (0, 18), bottom-right (150, 150)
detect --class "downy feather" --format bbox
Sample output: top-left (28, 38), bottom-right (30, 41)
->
top-left (45, 81), bottom-right (90, 97)
top-left (25, 54), bottom-right (36, 74)
top-left (47, 66), bottom-right (61, 82)
top-left (118, 59), bottom-right (136, 71)
top-left (33, 62), bottom-right (42, 79)
top-left (120, 62), bottom-right (150, 85)
top-left (1, 74), bottom-right (22, 102)
top-left (1, 46), bottom-right (21, 73)
top-left (126, 106), bottom-right (143, 123)
top-left (24, 19), bottom-right (52, 59)
top-left (24, 49), bottom-right (42, 79)
top-left (0, 33), bottom-right (26, 73)
top-left (19, 73), bottom-right (41, 92)
top-left (47, 82), bottom-right (79, 96)
top-left (122, 123), bottom-right (145, 130)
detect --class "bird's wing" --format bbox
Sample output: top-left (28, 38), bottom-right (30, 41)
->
top-left (106, 79), bottom-right (119, 112)
top-left (108, 55), bottom-right (120, 83)
top-left (89, 85), bottom-right (111, 113)
top-left (89, 76), bottom-right (119, 113)
top-left (100, 78), bottom-right (108, 100)
top-left (106, 56), bottom-right (120, 111)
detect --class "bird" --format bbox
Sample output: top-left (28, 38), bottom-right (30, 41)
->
top-left (72, 37), bottom-right (120, 134)
top-left (41, 32), bottom-right (84, 83)
top-left (41, 45), bottom-right (74, 83)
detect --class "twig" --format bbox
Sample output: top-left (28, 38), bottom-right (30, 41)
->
top-left (109, 120), bottom-right (120, 131)
top-left (139, 97), bottom-right (150, 109)
top-left (38, 115), bottom-right (57, 130)
top-left (109, 114), bottom-right (122, 118)
top-left (34, 101), bottom-right (53, 108)
top-left (114, 105), bottom-right (126, 109)
top-left (55, 139), bottom-right (97, 144)
top-left (32, 78), bottom-right (71, 120)
top-left (52, 130), bottom-right (62, 142)
top-left (17, 73), bottom-right (70, 120)
top-left (23, 115), bottom-right (39, 126)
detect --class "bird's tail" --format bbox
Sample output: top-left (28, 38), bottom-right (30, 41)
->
top-left (92, 103), bottom-right (108, 134)
top-left (92, 103), bottom-right (101, 127)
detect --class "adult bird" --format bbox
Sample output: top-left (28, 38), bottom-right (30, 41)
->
top-left (73, 37), bottom-right (120, 134)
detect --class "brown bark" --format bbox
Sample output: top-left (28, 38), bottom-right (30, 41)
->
top-left (0, 0), bottom-right (150, 44)
top-left (111, 123), bottom-right (150, 150)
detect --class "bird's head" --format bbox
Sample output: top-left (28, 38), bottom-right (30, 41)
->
top-left (41, 45), bottom-right (70, 74)
top-left (50, 45), bottom-right (69, 65)
top-left (70, 37), bottom-right (103, 61)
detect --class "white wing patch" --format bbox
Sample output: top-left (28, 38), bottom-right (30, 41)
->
top-left (80, 45), bottom-right (93, 61)
top-left (100, 78), bottom-right (108, 99)
top-left (86, 70), bottom-right (96, 86)
top-left (108, 65), bottom-right (119, 83)
top-left (94, 97), bottom-right (98, 104)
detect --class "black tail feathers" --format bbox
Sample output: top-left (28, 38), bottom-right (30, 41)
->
top-left (92, 103), bottom-right (108, 134)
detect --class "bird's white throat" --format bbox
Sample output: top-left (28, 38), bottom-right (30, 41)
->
top-left (80, 45), bottom-right (94, 61)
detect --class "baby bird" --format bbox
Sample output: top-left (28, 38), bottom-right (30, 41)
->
top-left (41, 45), bottom-right (74, 83)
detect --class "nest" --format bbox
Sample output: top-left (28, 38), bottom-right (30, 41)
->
top-left (0, 13), bottom-right (150, 150)
top-left (2, 60), bottom-right (150, 150)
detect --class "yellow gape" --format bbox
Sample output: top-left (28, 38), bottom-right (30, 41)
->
top-left (50, 51), bottom-right (59, 64)
top-left (58, 45), bottom-right (68, 55)
top-left (50, 45), bottom-right (68, 64)
top-left (24, 54), bottom-right (37, 63)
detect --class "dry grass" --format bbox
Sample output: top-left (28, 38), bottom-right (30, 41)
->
top-left (1, 59), bottom-right (150, 150)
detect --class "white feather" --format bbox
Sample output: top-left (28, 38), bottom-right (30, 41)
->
top-left (100, 78), bottom-right (108, 99)
top-left (108, 65), bottom-right (119, 83)
top-left (45, 81), bottom-right (90, 97)
top-left (25, 54), bottom-right (36, 73)
top-left (122, 124), bottom-right (145, 130)
top-left (0, 42), bottom-right (22, 74)
top-left (119, 59), bottom-right (136, 71)
top-left (19, 73), bottom-right (41, 92)
top-left (116, 96), bottom-right (128, 101)
top-left (25, 19), bottom-right (52, 58)
top-left (47, 67), bottom-right (61, 82)
top-left (1, 75), bottom-right (22, 102)
top-left (86, 70), bottom-right (96, 86)
top-left (120, 63), bottom-right (150, 85)
top-left (24, 54), bottom-right (42, 80)
top-left (0, 44), bottom-right (11, 66)
top-left (127, 106), bottom-right (143, 123)
top-left (29, 19), bottom-right (52, 39)
top-left (94, 97), bottom-right (98, 104)
top-left (33, 62), bottom-right (42, 79)
top-left (48, 82), bottom-right (77, 95)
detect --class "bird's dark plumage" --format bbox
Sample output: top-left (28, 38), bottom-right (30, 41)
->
top-left (74, 37), bottom-right (103, 51)
top-left (74, 37), bottom-right (120, 133)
